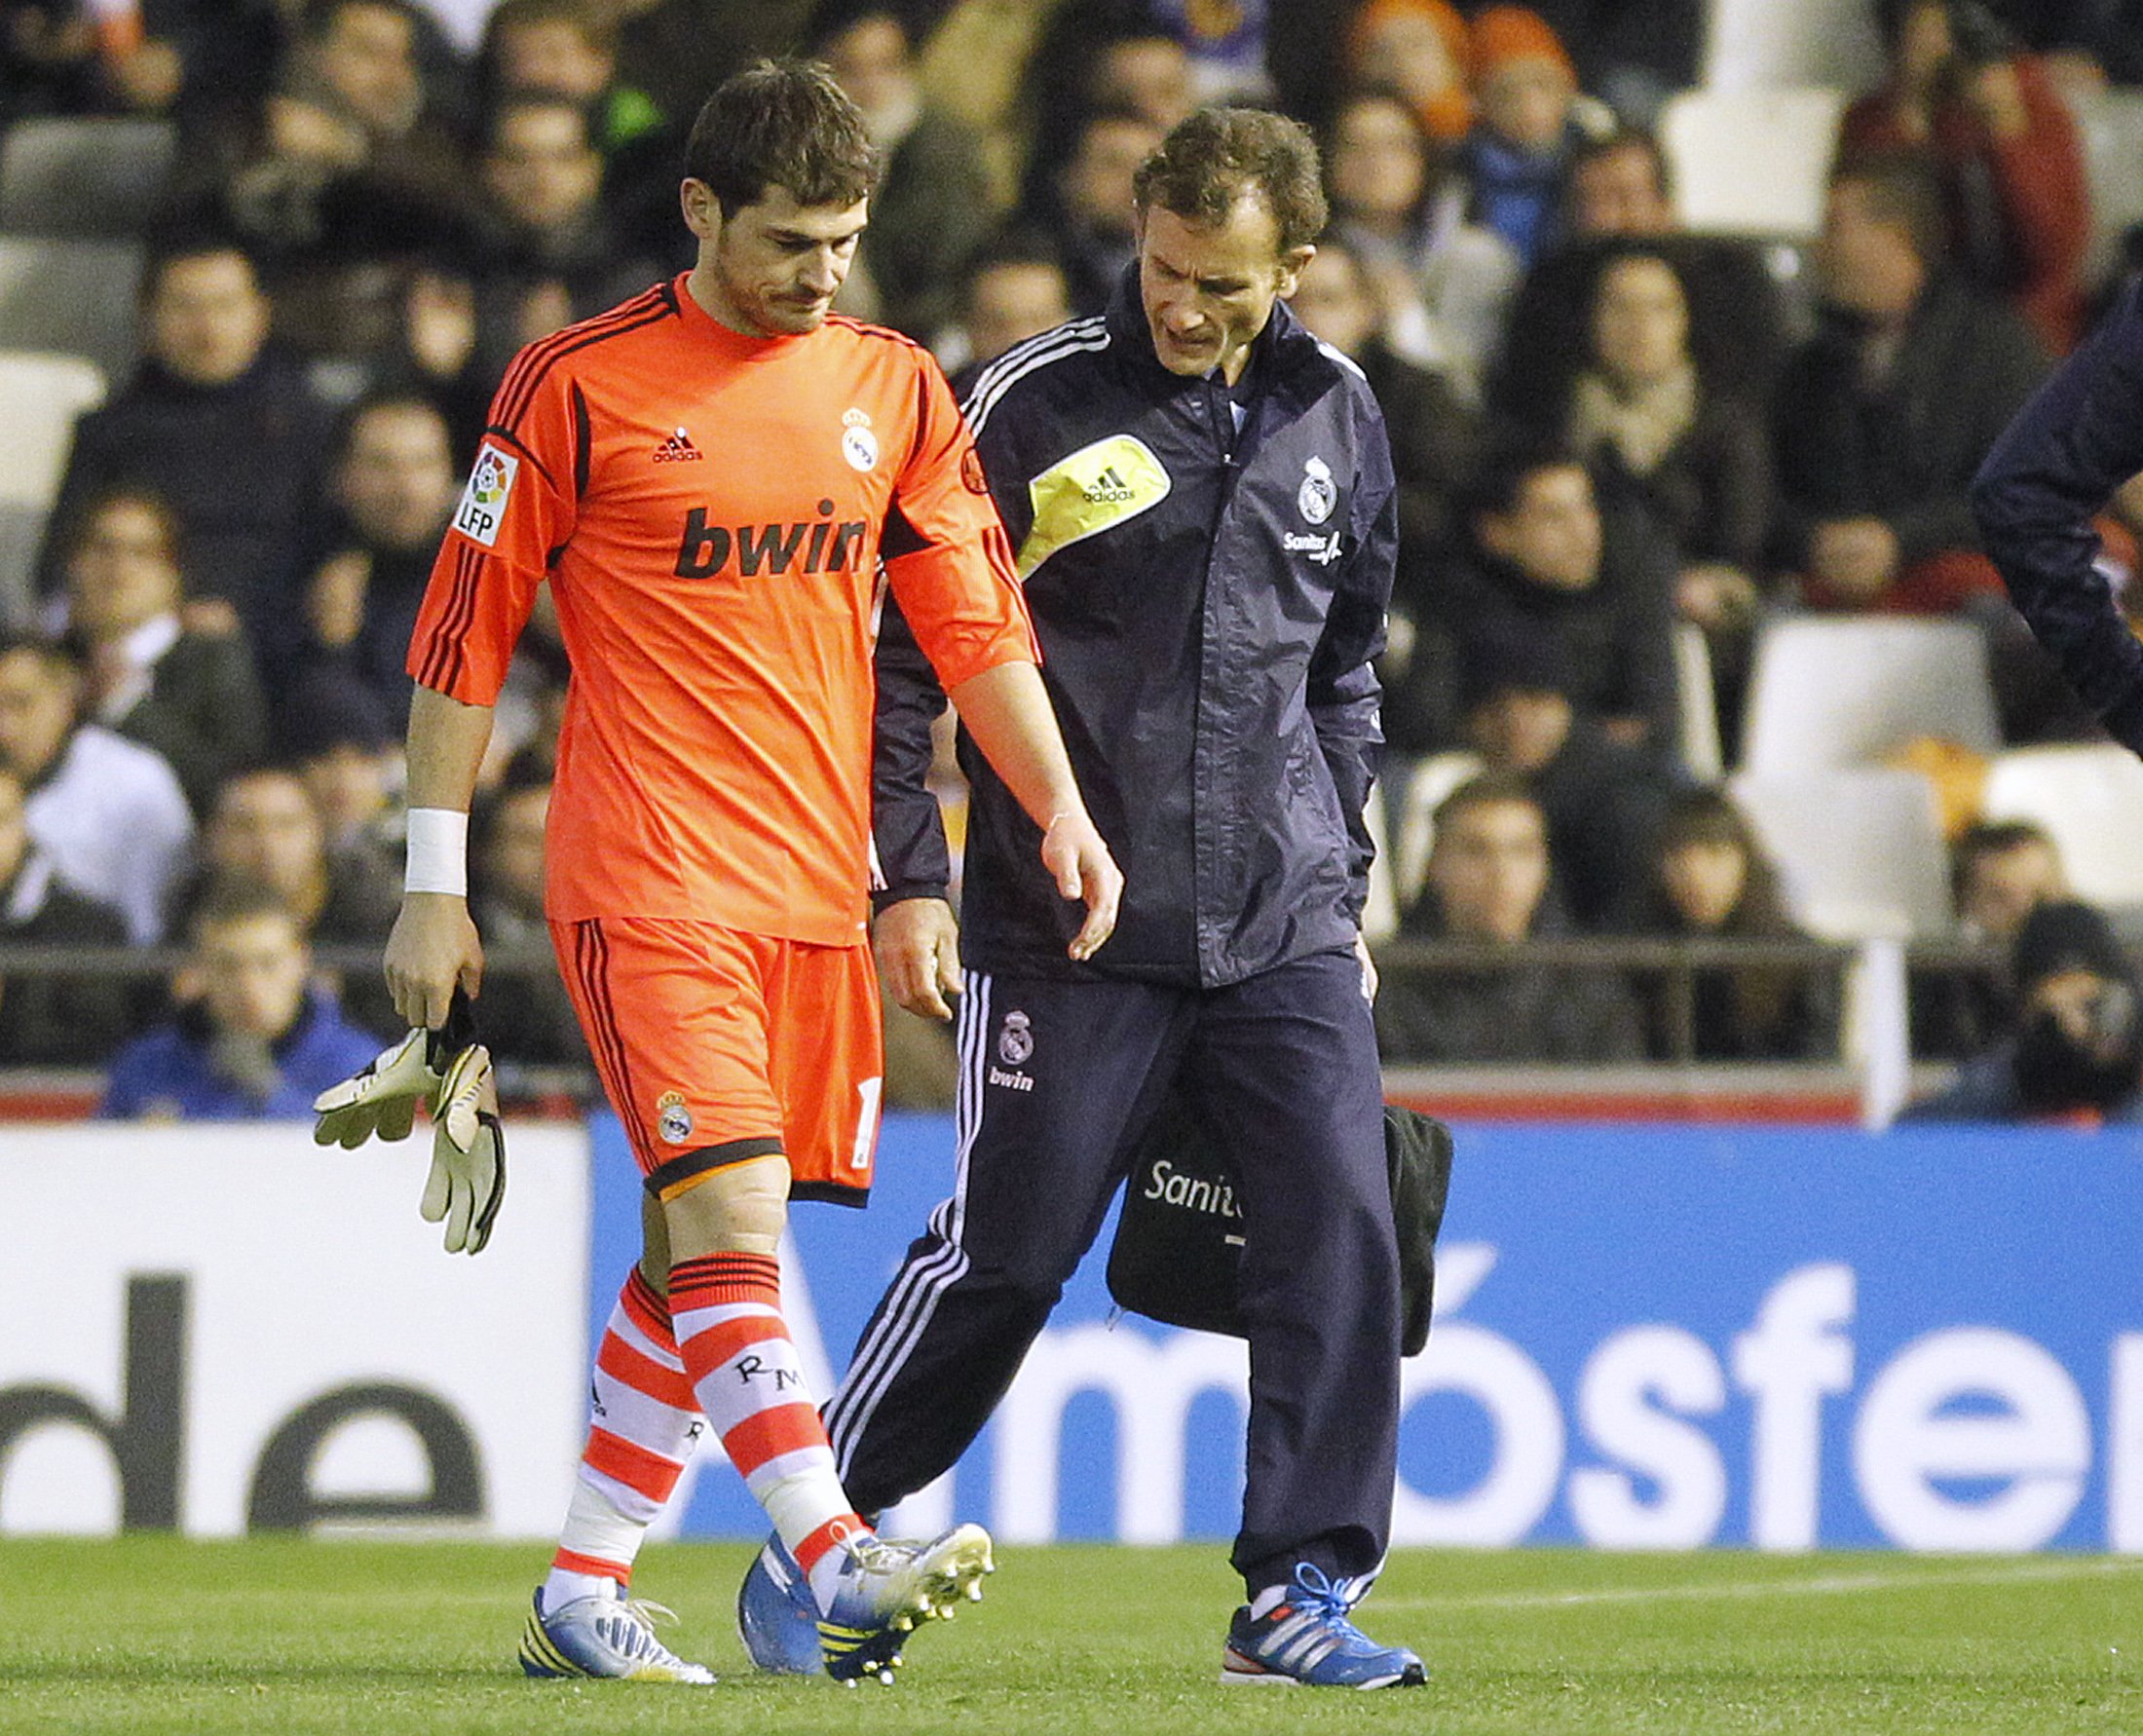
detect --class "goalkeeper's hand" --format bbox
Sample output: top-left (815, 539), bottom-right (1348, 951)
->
top-left (420, 1038), bottom-right (507, 1256)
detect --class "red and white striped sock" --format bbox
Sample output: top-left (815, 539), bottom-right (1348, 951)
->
top-left (545, 1268), bottom-right (704, 1605)
top-left (669, 1250), bottom-right (869, 1614)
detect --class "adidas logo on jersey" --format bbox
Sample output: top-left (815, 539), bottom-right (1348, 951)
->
top-left (1083, 465), bottom-right (1136, 505)
top-left (654, 427), bottom-right (704, 463)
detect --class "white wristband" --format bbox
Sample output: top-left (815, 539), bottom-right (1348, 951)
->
top-left (404, 807), bottom-right (470, 897)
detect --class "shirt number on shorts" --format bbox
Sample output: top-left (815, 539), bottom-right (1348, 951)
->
top-left (850, 1076), bottom-right (883, 1171)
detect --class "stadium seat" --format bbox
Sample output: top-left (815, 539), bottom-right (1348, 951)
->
top-left (1656, 86), bottom-right (1846, 238)
top-left (0, 350), bottom-right (104, 629)
top-left (2069, 88), bottom-right (2143, 291)
top-left (1980, 742), bottom-right (2143, 912)
top-left (1730, 767), bottom-right (1952, 940)
top-left (1699, 0), bottom-right (1885, 93)
top-left (0, 116), bottom-right (176, 239)
top-left (1674, 621), bottom-right (1723, 780)
top-left (1738, 615), bottom-right (2000, 775)
top-left (0, 236), bottom-right (140, 383)
top-left (1391, 750), bottom-right (1485, 914)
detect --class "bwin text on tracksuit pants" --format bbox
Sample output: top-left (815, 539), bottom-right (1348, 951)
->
top-left (821, 948), bottom-right (1401, 1592)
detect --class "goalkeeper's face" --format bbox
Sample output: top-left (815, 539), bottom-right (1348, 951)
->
top-left (683, 181), bottom-right (868, 338)
top-left (194, 910), bottom-right (312, 1042)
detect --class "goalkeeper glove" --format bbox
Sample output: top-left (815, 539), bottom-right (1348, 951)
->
top-left (312, 992), bottom-right (507, 1255)
top-left (421, 1036), bottom-right (507, 1256)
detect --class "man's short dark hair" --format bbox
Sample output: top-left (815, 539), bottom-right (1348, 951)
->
top-left (1952, 818), bottom-right (2058, 894)
top-left (1464, 439), bottom-right (1585, 521)
top-left (1434, 771), bottom-right (1545, 836)
top-left (1830, 148), bottom-right (1950, 267)
top-left (1570, 126), bottom-right (1673, 201)
top-left (1133, 106), bottom-right (1328, 254)
top-left (683, 58), bottom-right (880, 219)
top-left (0, 633), bottom-right (81, 683)
top-left (140, 233), bottom-right (257, 305)
top-left (333, 386), bottom-right (448, 465)
top-left (188, 877), bottom-right (302, 947)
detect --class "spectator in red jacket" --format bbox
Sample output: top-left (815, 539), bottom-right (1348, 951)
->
top-left (1839, 0), bottom-right (2090, 354)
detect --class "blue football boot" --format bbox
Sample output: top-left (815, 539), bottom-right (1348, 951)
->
top-left (736, 1532), bottom-right (825, 1676)
top-left (1220, 1564), bottom-right (1426, 1689)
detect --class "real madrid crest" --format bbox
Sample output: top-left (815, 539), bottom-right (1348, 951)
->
top-left (1297, 455), bottom-right (1337, 526)
top-left (842, 406), bottom-right (879, 472)
top-left (997, 1010), bottom-right (1034, 1067)
top-left (657, 1090), bottom-right (694, 1144)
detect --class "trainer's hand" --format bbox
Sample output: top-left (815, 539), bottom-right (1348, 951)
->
top-left (1355, 932), bottom-right (1379, 1002)
top-left (384, 892), bottom-right (483, 1032)
top-left (1042, 810), bottom-right (1121, 962)
top-left (876, 896), bottom-right (962, 1022)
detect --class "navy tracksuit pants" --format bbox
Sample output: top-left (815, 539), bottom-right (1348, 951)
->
top-left (821, 948), bottom-right (1400, 1593)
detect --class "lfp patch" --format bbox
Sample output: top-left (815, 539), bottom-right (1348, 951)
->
top-left (454, 444), bottom-right (518, 547)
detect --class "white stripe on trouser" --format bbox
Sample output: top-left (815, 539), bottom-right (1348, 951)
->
top-left (825, 971), bottom-right (991, 1477)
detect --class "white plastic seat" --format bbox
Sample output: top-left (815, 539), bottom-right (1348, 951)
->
top-left (1656, 86), bottom-right (1847, 238)
top-left (0, 116), bottom-right (175, 238)
top-left (0, 350), bottom-right (105, 509)
top-left (1730, 768), bottom-right (1952, 940)
top-left (1739, 615), bottom-right (2000, 774)
top-left (0, 236), bottom-right (141, 382)
top-left (2069, 89), bottom-right (2143, 291)
top-left (1700, 0), bottom-right (1885, 94)
top-left (1980, 743), bottom-right (2143, 911)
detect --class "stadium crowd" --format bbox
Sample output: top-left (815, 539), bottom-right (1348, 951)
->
top-left (4, 0), bottom-right (2143, 1116)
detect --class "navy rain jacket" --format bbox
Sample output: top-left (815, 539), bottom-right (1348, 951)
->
top-left (1974, 280), bottom-right (2143, 753)
top-left (874, 273), bottom-right (1399, 988)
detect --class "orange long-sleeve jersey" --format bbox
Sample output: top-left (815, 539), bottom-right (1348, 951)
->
top-left (408, 276), bottom-right (1036, 945)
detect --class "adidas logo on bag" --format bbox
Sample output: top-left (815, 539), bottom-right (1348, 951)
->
top-left (654, 427), bottom-right (705, 463)
top-left (1083, 465), bottom-right (1135, 504)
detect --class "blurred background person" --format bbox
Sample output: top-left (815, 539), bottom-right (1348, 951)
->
top-left (809, 0), bottom-right (996, 340)
top-left (1902, 897), bottom-right (2143, 1122)
top-left (1343, 0), bottom-right (1472, 142)
top-left (1772, 153), bottom-right (2048, 617)
top-left (1022, 102), bottom-right (1164, 316)
top-left (269, 390), bottom-right (459, 719)
top-left (939, 229), bottom-right (1073, 383)
top-left (1492, 128), bottom-right (1793, 430)
top-left (1912, 817), bottom-right (2068, 1058)
top-left (1454, 4), bottom-right (1609, 271)
top-left (99, 881), bottom-right (380, 1118)
top-left (0, 763), bottom-right (133, 1069)
top-left (1375, 773), bottom-right (1644, 1062)
top-left (170, 764), bottom-right (398, 1033)
top-left (57, 486), bottom-right (266, 816)
top-left (1840, 0), bottom-right (2090, 355)
top-left (1420, 443), bottom-right (1680, 760)
top-left (39, 237), bottom-right (334, 634)
top-left (1627, 785), bottom-right (1838, 1062)
top-left (0, 635), bottom-right (191, 944)
top-left (1324, 84), bottom-right (1520, 395)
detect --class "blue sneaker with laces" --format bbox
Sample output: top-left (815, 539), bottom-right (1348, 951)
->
top-left (517, 1586), bottom-right (715, 1683)
top-left (814, 1524), bottom-right (995, 1685)
top-left (1220, 1564), bottom-right (1426, 1689)
top-left (736, 1532), bottom-right (825, 1676)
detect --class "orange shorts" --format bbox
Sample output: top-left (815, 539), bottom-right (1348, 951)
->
top-left (552, 917), bottom-right (883, 1205)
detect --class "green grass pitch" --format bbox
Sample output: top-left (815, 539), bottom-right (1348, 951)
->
top-left (4, 1537), bottom-right (2139, 1734)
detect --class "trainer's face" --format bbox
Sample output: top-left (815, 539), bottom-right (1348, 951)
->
top-left (685, 181), bottom-right (868, 338)
top-left (1139, 195), bottom-right (1309, 386)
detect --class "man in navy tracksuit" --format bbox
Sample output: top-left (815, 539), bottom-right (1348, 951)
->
top-left (734, 107), bottom-right (1423, 1689)
top-left (1974, 281), bottom-right (2143, 753)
